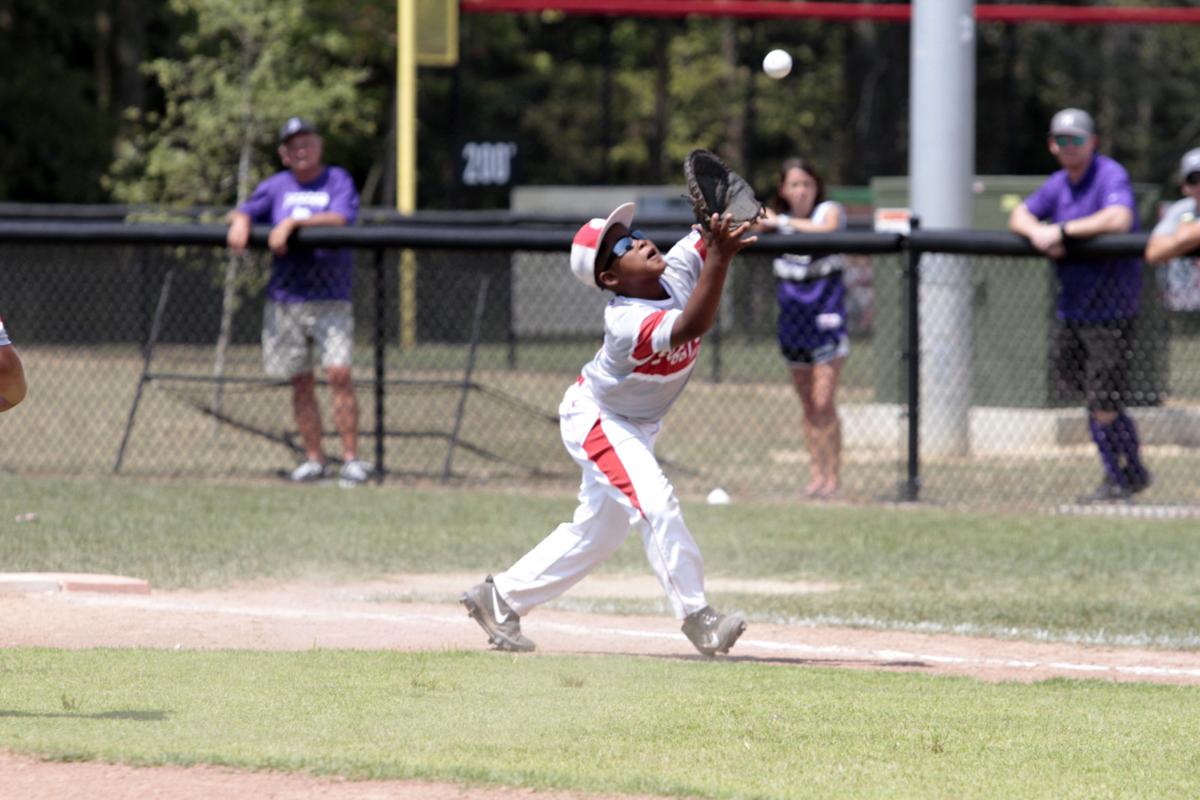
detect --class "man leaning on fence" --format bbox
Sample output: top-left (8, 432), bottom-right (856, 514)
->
top-left (1008, 107), bottom-right (1150, 504)
top-left (1145, 148), bottom-right (1200, 272)
top-left (225, 116), bottom-right (370, 486)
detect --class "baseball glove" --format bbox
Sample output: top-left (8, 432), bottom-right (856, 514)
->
top-left (683, 149), bottom-right (763, 230)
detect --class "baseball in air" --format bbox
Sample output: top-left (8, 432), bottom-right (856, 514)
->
top-left (706, 487), bottom-right (731, 506)
top-left (762, 49), bottom-right (792, 80)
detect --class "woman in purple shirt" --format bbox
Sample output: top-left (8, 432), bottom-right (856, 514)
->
top-left (1009, 108), bottom-right (1149, 504)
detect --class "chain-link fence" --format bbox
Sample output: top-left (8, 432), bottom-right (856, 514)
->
top-left (2, 218), bottom-right (1198, 513)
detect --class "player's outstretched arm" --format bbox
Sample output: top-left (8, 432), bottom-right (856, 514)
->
top-left (0, 344), bottom-right (27, 412)
top-left (670, 213), bottom-right (756, 348)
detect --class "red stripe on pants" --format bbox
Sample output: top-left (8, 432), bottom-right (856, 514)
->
top-left (582, 418), bottom-right (642, 513)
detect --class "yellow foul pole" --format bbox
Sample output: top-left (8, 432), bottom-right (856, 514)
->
top-left (397, 0), bottom-right (417, 348)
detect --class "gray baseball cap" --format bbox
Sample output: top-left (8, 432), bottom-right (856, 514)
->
top-left (278, 116), bottom-right (317, 143)
top-left (1180, 148), bottom-right (1200, 179)
top-left (1049, 108), bottom-right (1095, 137)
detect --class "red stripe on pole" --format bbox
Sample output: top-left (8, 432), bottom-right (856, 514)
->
top-left (460, 0), bottom-right (1200, 25)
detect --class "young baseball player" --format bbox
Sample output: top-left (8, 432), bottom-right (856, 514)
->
top-left (462, 204), bottom-right (756, 656)
top-left (0, 315), bottom-right (26, 412)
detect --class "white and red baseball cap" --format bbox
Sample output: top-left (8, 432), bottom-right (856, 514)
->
top-left (569, 202), bottom-right (636, 288)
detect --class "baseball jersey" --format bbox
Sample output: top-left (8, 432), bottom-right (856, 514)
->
top-left (239, 166), bottom-right (360, 303)
top-left (1023, 153), bottom-right (1142, 322)
top-left (577, 230), bottom-right (707, 423)
top-left (0, 317), bottom-right (9, 347)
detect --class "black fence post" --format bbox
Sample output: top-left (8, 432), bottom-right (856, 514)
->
top-left (901, 217), bottom-right (921, 502)
top-left (373, 248), bottom-right (387, 483)
top-left (443, 274), bottom-right (491, 482)
top-left (113, 266), bottom-right (174, 474)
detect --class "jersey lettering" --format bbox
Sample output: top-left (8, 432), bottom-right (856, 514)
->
top-left (634, 337), bottom-right (700, 376)
top-left (282, 191), bottom-right (332, 211)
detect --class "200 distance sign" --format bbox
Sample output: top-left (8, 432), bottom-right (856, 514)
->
top-left (459, 141), bottom-right (520, 187)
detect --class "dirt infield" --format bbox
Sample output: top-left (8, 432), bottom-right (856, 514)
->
top-left (4, 573), bottom-right (1200, 798)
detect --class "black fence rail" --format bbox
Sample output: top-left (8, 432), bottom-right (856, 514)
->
top-left (1, 219), bottom-right (1197, 515)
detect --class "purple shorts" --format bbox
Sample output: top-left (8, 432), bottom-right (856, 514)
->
top-left (776, 274), bottom-right (849, 366)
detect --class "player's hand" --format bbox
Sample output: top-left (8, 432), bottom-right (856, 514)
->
top-left (705, 212), bottom-right (757, 259)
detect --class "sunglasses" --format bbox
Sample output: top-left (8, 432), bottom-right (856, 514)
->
top-left (608, 229), bottom-right (646, 263)
top-left (1052, 134), bottom-right (1087, 148)
top-left (1186, 172), bottom-right (1200, 187)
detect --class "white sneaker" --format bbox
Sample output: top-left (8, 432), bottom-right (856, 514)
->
top-left (290, 460), bottom-right (329, 482)
top-left (339, 459), bottom-right (372, 487)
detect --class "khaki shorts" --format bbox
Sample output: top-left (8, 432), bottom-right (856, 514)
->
top-left (262, 300), bottom-right (354, 379)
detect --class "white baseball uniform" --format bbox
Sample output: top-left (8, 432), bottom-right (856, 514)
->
top-left (0, 318), bottom-right (10, 347)
top-left (493, 230), bottom-right (712, 620)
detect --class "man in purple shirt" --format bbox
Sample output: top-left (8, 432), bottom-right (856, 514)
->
top-left (1009, 108), bottom-right (1150, 503)
top-left (226, 117), bottom-right (369, 486)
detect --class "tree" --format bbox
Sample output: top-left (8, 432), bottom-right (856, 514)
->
top-left (106, 0), bottom-right (376, 210)
top-left (0, 1), bottom-right (117, 202)
top-left (105, 0), bottom-right (381, 425)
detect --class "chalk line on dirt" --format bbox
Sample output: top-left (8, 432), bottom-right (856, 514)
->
top-left (53, 592), bottom-right (1200, 680)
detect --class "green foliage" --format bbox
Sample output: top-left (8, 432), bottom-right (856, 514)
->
top-left (0, 2), bottom-right (115, 201)
top-left (105, 0), bottom-right (378, 209)
top-left (12, 6), bottom-right (1200, 209)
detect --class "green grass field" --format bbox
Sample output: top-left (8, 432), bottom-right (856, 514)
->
top-left (4, 649), bottom-right (1199, 799)
top-left (2, 476), bottom-right (1200, 797)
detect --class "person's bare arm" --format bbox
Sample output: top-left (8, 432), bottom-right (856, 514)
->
top-left (777, 204), bottom-right (843, 233)
top-left (1009, 202), bottom-right (1065, 259)
top-left (226, 210), bottom-right (252, 253)
top-left (267, 211), bottom-right (349, 255)
top-left (0, 345), bottom-right (27, 412)
top-left (669, 214), bottom-right (756, 348)
top-left (1146, 220), bottom-right (1200, 263)
top-left (1060, 205), bottom-right (1133, 238)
